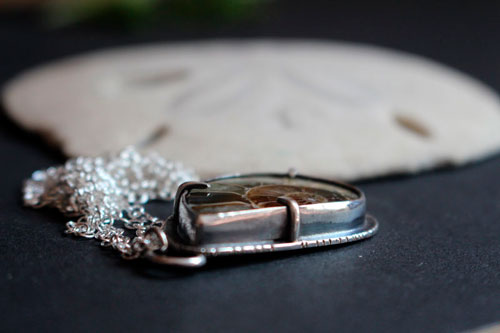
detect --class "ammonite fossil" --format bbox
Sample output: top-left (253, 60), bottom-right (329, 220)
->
top-left (187, 177), bottom-right (357, 213)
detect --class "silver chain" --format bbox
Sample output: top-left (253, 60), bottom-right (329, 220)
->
top-left (22, 147), bottom-right (198, 260)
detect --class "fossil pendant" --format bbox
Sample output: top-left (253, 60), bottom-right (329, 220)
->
top-left (149, 172), bottom-right (378, 267)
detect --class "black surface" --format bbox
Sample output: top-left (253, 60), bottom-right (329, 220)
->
top-left (1, 2), bottom-right (500, 332)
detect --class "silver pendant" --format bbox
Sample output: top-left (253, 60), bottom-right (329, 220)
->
top-left (148, 172), bottom-right (378, 267)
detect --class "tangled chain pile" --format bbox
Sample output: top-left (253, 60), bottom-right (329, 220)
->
top-left (23, 147), bottom-right (197, 259)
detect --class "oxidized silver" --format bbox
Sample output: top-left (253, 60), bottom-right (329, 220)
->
top-left (152, 173), bottom-right (378, 267)
top-left (23, 148), bottom-right (378, 268)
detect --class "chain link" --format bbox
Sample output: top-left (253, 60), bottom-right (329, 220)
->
top-left (23, 147), bottom-right (197, 259)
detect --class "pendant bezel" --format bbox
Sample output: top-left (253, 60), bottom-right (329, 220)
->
top-left (158, 172), bottom-right (378, 264)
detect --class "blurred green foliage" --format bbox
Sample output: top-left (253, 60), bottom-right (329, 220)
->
top-left (44, 0), bottom-right (267, 29)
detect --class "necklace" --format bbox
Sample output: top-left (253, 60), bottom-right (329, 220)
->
top-left (23, 147), bottom-right (378, 268)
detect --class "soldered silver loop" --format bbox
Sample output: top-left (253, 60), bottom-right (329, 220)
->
top-left (144, 226), bottom-right (169, 252)
top-left (277, 196), bottom-right (301, 242)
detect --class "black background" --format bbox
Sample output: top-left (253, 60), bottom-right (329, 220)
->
top-left (1, 1), bottom-right (500, 332)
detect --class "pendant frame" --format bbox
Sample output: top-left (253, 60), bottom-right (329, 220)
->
top-left (150, 173), bottom-right (379, 267)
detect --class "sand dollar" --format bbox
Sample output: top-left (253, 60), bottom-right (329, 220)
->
top-left (3, 40), bottom-right (500, 179)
